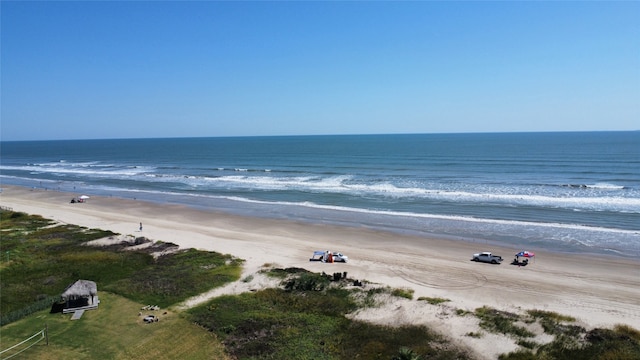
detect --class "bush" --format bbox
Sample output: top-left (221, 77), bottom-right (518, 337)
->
top-left (283, 272), bottom-right (330, 291)
top-left (474, 306), bottom-right (534, 338)
top-left (0, 295), bottom-right (60, 326)
top-left (417, 297), bottom-right (450, 305)
top-left (391, 288), bottom-right (414, 300)
top-left (189, 276), bottom-right (469, 360)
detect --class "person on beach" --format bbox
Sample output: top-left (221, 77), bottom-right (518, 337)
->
top-left (139, 222), bottom-right (143, 231)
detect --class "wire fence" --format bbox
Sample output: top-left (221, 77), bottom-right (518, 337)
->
top-left (0, 327), bottom-right (47, 360)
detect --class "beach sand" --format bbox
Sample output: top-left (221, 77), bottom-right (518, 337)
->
top-left (2, 185), bottom-right (639, 358)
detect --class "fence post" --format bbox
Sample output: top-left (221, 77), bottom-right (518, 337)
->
top-left (45, 324), bottom-right (49, 345)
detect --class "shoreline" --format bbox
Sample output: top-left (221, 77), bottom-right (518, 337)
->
top-left (4, 177), bottom-right (639, 259)
top-left (2, 184), bottom-right (639, 353)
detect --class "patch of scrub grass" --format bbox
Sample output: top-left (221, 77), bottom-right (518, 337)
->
top-left (105, 248), bottom-right (243, 308)
top-left (283, 271), bottom-right (331, 291)
top-left (516, 339), bottom-right (538, 349)
top-left (262, 266), bottom-right (309, 279)
top-left (353, 286), bottom-right (388, 308)
top-left (391, 287), bottom-right (414, 300)
top-left (498, 313), bottom-right (640, 360)
top-left (498, 349), bottom-right (538, 360)
top-left (188, 272), bottom-right (470, 360)
top-left (0, 292), bottom-right (230, 360)
top-left (474, 306), bottom-right (535, 339)
top-left (500, 324), bottom-right (640, 360)
top-left (418, 296), bottom-right (450, 305)
top-left (526, 309), bottom-right (583, 337)
top-left (465, 331), bottom-right (483, 338)
top-left (527, 309), bottom-right (575, 322)
top-left (614, 323), bottom-right (640, 341)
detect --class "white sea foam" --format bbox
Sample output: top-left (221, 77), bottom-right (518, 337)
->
top-left (0, 162), bottom-right (154, 177)
top-left (587, 183), bottom-right (625, 190)
top-left (167, 174), bottom-right (639, 213)
top-left (4, 162), bottom-right (637, 214)
top-left (219, 195), bottom-right (638, 235)
top-left (85, 185), bottom-right (638, 240)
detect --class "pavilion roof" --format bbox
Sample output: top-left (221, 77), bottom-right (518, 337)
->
top-left (62, 280), bottom-right (97, 298)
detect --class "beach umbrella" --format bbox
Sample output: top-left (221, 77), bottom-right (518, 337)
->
top-left (516, 251), bottom-right (535, 258)
top-left (79, 195), bottom-right (90, 200)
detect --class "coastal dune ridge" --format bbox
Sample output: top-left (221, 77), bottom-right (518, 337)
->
top-left (2, 185), bottom-right (639, 337)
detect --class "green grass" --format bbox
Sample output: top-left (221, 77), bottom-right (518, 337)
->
top-left (417, 296), bottom-right (450, 305)
top-left (0, 292), bottom-right (229, 360)
top-left (499, 325), bottom-right (640, 360)
top-left (1, 210), bottom-right (243, 324)
top-left (495, 310), bottom-right (640, 360)
top-left (1, 213), bottom-right (126, 323)
top-left (526, 309), bottom-right (576, 323)
top-left (188, 276), bottom-right (469, 360)
top-left (261, 266), bottom-right (309, 279)
top-left (474, 306), bottom-right (535, 339)
top-left (526, 309), bottom-right (584, 337)
top-left (105, 248), bottom-right (243, 307)
top-left (391, 287), bottom-right (415, 300)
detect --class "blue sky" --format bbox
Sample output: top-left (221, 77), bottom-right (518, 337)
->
top-left (2, 1), bottom-right (639, 141)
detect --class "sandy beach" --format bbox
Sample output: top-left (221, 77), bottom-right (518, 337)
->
top-left (2, 185), bottom-right (639, 358)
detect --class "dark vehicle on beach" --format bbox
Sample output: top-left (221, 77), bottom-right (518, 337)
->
top-left (472, 252), bottom-right (503, 264)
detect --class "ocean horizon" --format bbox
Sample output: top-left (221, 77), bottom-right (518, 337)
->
top-left (1, 131), bottom-right (639, 257)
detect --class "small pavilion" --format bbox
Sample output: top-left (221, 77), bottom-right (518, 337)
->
top-left (61, 280), bottom-right (100, 314)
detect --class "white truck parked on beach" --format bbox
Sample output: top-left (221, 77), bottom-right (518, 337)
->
top-left (472, 252), bottom-right (503, 264)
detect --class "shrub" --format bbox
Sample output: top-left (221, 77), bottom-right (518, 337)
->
top-left (527, 309), bottom-right (583, 336)
top-left (474, 306), bottom-right (534, 338)
top-left (391, 288), bottom-right (414, 300)
top-left (498, 349), bottom-right (537, 360)
top-left (516, 339), bottom-right (538, 349)
top-left (392, 346), bottom-right (423, 360)
top-left (527, 309), bottom-right (575, 322)
top-left (0, 295), bottom-right (60, 326)
top-left (417, 297), bottom-right (450, 305)
top-left (283, 272), bottom-right (330, 291)
top-left (614, 323), bottom-right (640, 341)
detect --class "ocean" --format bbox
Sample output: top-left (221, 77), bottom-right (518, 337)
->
top-left (1, 132), bottom-right (639, 257)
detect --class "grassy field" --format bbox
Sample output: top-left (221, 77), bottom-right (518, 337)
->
top-left (0, 292), bottom-right (229, 360)
top-left (0, 211), bottom-right (243, 325)
top-left (0, 210), bottom-right (240, 359)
